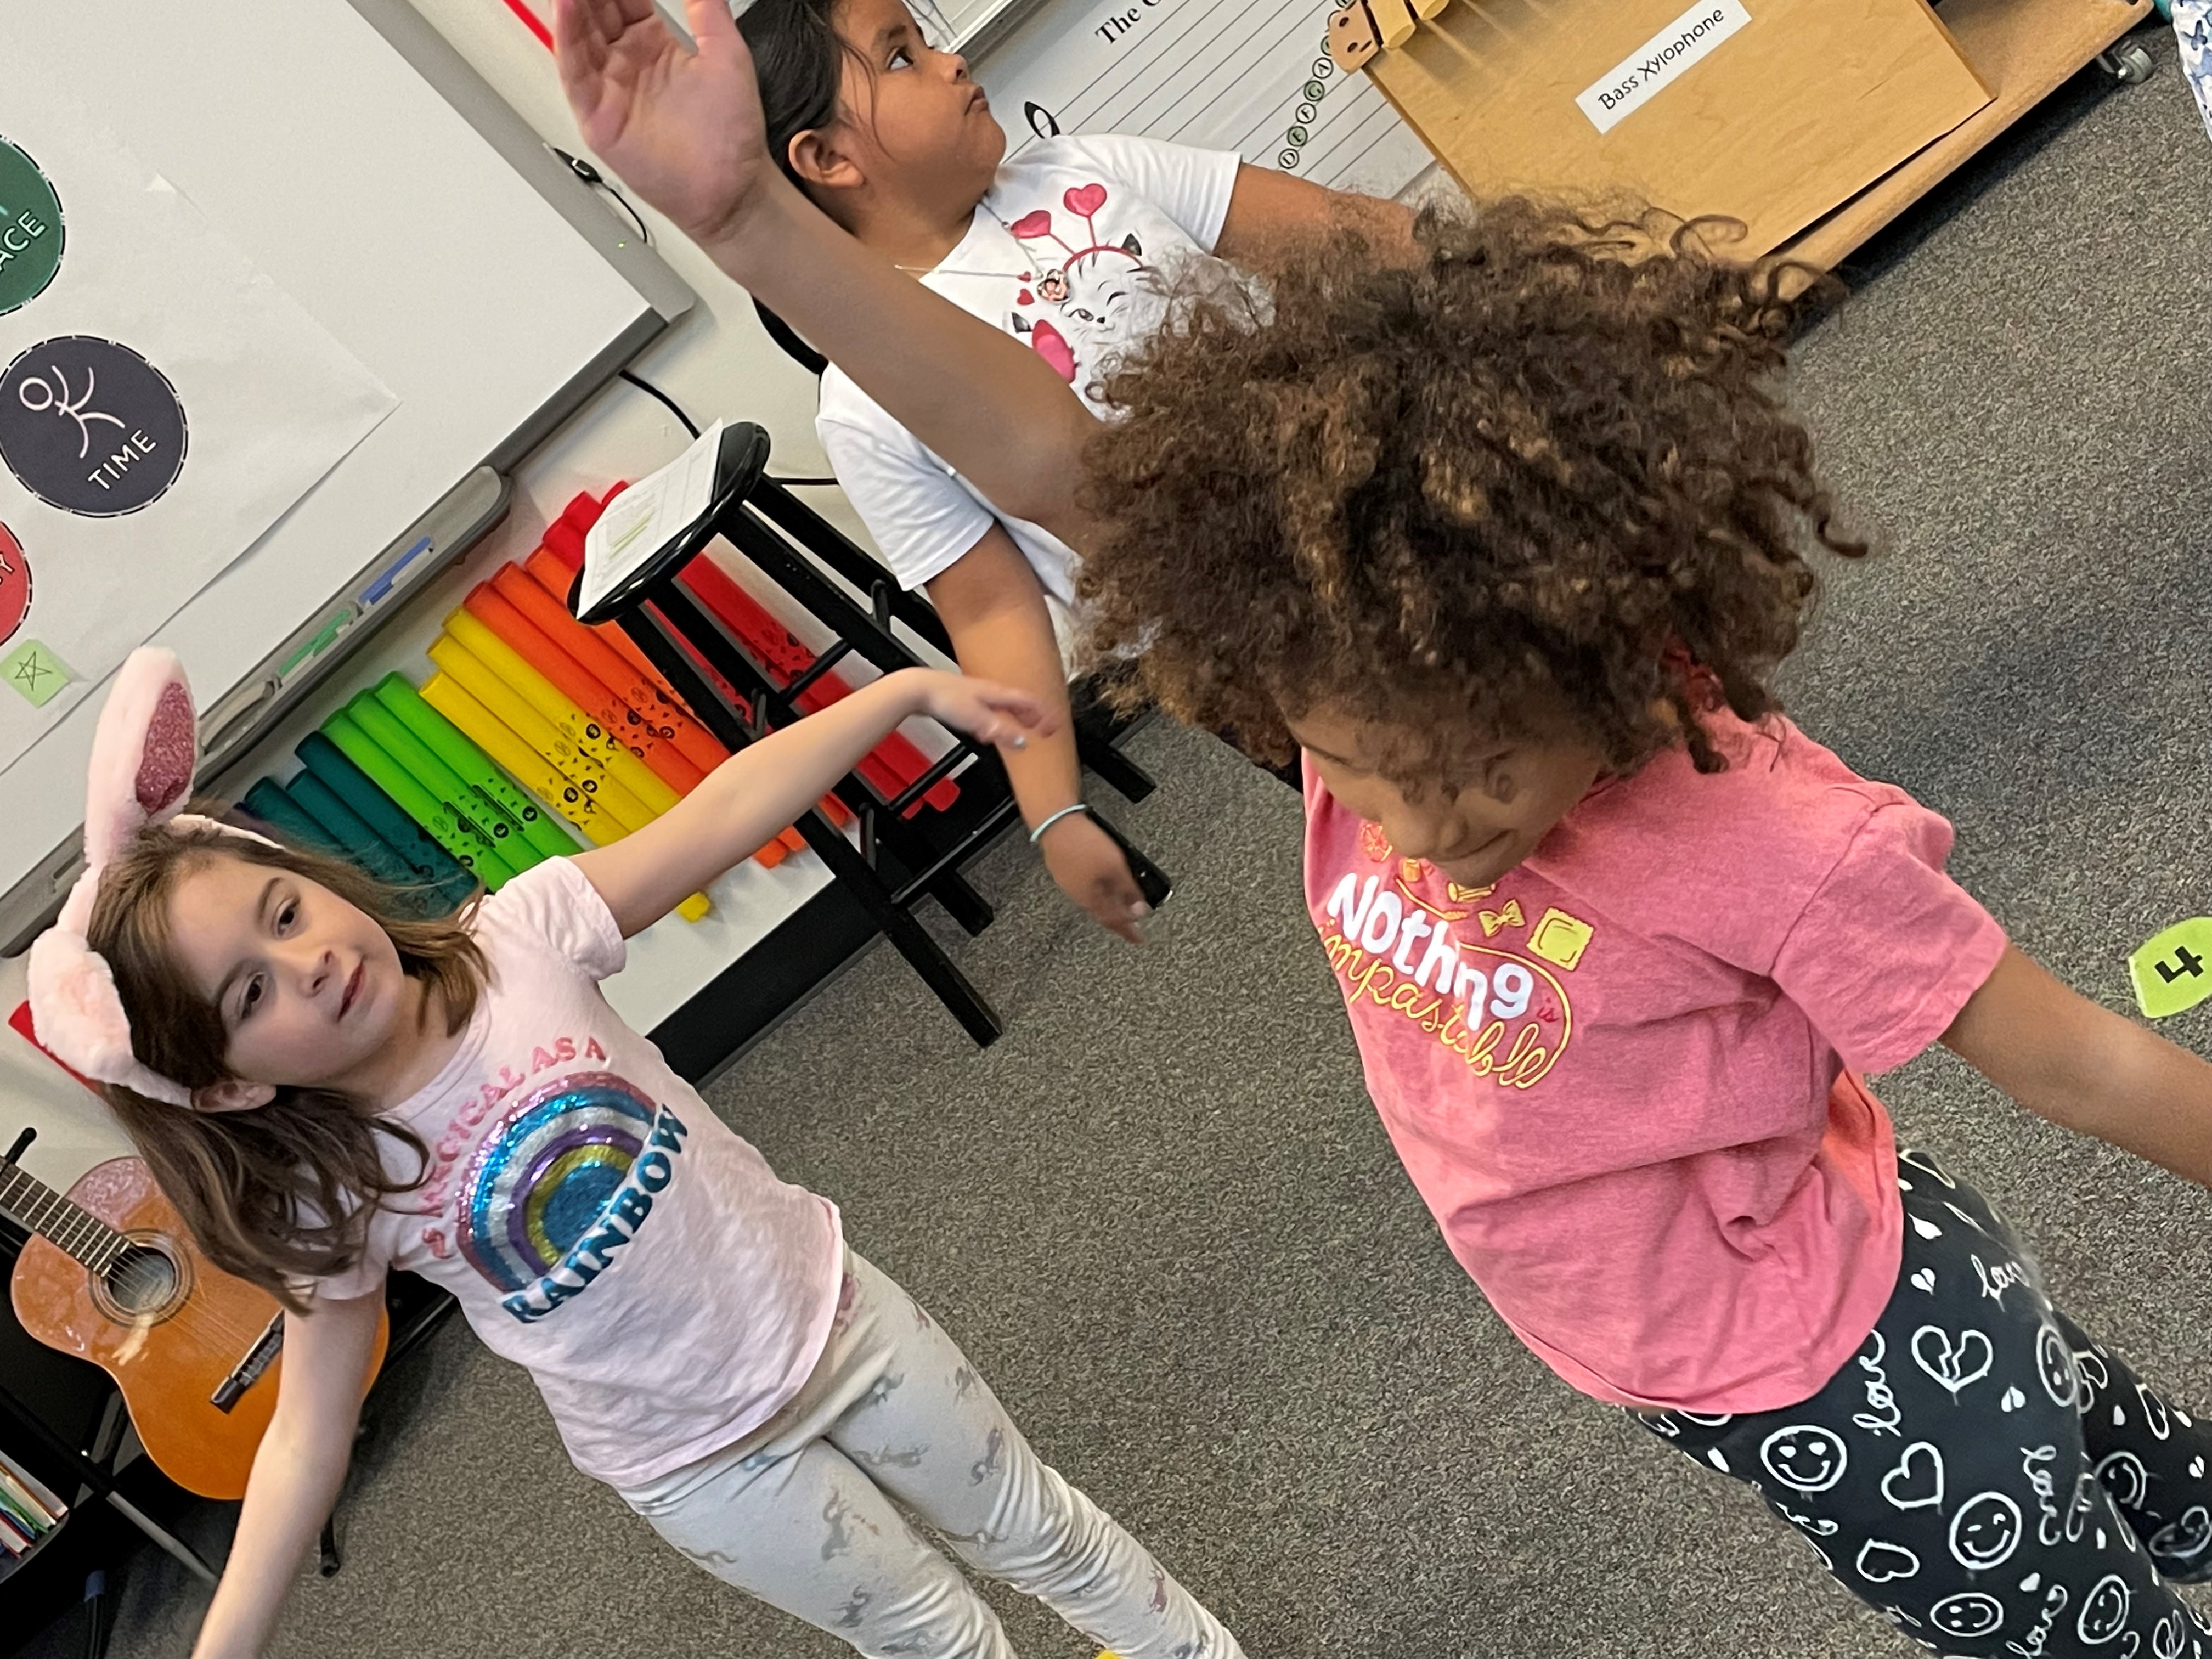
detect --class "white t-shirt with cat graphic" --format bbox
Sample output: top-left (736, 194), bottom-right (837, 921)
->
top-left (816, 134), bottom-right (1240, 656)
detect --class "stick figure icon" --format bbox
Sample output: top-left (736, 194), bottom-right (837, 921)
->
top-left (17, 363), bottom-right (125, 459)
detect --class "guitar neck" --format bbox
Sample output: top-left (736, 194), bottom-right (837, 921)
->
top-left (0, 1161), bottom-right (128, 1273)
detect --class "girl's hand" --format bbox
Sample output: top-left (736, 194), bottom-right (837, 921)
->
top-left (906, 669), bottom-right (1058, 751)
top-left (1040, 812), bottom-right (1152, 944)
top-left (551, 0), bottom-right (774, 247)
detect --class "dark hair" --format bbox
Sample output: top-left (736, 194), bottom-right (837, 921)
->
top-left (740, 0), bottom-right (868, 194)
top-left (1076, 202), bottom-right (1863, 783)
top-left (86, 821), bottom-right (487, 1310)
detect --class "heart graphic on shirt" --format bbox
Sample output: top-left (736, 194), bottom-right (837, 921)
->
top-left (1909, 1269), bottom-right (1937, 1294)
top-left (1879, 1442), bottom-right (1944, 1511)
top-left (1911, 1325), bottom-right (1994, 1399)
top-left (1911, 1216), bottom-right (1943, 1240)
top-left (2019, 1572), bottom-right (2041, 1593)
top-left (2190, 1457), bottom-right (2205, 1480)
top-left (1064, 182), bottom-right (1109, 218)
top-left (1008, 209), bottom-right (1054, 240)
top-left (1029, 318), bottom-right (1077, 383)
top-left (1017, 289), bottom-right (1034, 305)
top-left (1856, 1538), bottom-right (1922, 1584)
top-left (2001, 1386), bottom-right (2027, 1413)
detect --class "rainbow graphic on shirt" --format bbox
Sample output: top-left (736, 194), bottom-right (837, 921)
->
top-left (453, 1070), bottom-right (690, 1322)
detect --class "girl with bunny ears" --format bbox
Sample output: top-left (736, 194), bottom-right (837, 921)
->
top-left (30, 648), bottom-right (1245, 1659)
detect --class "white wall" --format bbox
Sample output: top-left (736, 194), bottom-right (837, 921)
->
top-left (0, 0), bottom-right (897, 1190)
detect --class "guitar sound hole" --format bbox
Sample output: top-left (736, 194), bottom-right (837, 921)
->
top-left (104, 1245), bottom-right (179, 1316)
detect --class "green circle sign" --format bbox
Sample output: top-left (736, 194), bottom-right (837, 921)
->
top-left (0, 136), bottom-right (64, 318)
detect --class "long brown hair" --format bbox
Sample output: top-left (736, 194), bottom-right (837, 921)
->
top-left (85, 819), bottom-right (487, 1308)
top-left (1076, 202), bottom-right (1863, 783)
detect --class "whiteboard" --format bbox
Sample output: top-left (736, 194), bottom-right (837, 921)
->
top-left (0, 0), bottom-right (690, 928)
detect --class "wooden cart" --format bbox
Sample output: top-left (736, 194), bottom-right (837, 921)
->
top-left (1328, 0), bottom-right (2155, 266)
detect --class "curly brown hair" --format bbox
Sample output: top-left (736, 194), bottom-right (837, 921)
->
top-left (1075, 201), bottom-right (1863, 782)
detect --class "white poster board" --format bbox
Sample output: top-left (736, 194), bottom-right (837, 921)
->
top-left (0, 66), bottom-right (394, 769)
top-left (979, 0), bottom-right (1432, 196)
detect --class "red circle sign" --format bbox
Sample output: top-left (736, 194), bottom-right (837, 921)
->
top-left (0, 521), bottom-right (29, 646)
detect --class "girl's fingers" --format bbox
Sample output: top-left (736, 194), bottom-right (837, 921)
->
top-left (682, 0), bottom-right (742, 52)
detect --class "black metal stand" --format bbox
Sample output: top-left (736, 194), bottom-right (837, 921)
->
top-left (574, 422), bottom-right (1169, 1047)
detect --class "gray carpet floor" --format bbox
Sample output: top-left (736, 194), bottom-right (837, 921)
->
top-left (36, 24), bottom-right (2212, 1658)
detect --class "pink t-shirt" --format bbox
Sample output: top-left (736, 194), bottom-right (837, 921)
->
top-left (311, 858), bottom-right (843, 1488)
top-left (1302, 708), bottom-right (2008, 1413)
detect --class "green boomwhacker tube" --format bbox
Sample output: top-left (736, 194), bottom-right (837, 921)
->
top-left (321, 708), bottom-right (518, 889)
top-left (344, 693), bottom-right (540, 881)
top-left (372, 673), bottom-right (578, 862)
top-left (294, 732), bottom-right (477, 907)
top-left (241, 780), bottom-right (349, 862)
top-left (284, 770), bottom-right (421, 889)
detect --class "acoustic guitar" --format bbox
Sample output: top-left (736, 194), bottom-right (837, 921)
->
top-left (4, 1155), bottom-right (387, 1500)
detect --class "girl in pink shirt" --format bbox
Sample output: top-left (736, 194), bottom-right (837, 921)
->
top-left (555, 5), bottom-right (2212, 1647)
top-left (31, 651), bottom-right (1243, 1659)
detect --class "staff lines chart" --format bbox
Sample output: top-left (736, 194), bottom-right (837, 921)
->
top-left (980, 0), bottom-right (1432, 199)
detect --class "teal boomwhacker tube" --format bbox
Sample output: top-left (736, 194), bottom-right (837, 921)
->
top-left (372, 673), bottom-right (577, 862)
top-left (241, 780), bottom-right (347, 861)
top-left (294, 732), bottom-right (476, 903)
top-left (321, 709), bottom-right (517, 888)
top-left (344, 693), bottom-right (540, 880)
top-left (285, 770), bottom-right (420, 889)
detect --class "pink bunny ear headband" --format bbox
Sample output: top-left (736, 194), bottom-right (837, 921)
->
top-left (25, 647), bottom-right (277, 1113)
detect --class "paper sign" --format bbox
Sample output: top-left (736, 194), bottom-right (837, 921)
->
top-left (1, 637), bottom-right (69, 706)
top-left (578, 419), bottom-right (724, 620)
top-left (2129, 916), bottom-right (2212, 1019)
top-left (1576, 0), bottom-right (1752, 136)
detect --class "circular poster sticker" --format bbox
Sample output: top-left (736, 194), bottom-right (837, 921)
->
top-left (0, 336), bottom-right (187, 516)
top-left (0, 522), bottom-right (27, 647)
top-left (0, 136), bottom-right (64, 316)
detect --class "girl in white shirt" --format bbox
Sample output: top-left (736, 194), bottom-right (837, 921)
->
top-left (740, 0), bottom-right (1412, 941)
top-left (32, 648), bottom-right (1244, 1659)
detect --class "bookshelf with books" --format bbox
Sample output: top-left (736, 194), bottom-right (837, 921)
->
top-left (0, 1444), bottom-right (69, 1583)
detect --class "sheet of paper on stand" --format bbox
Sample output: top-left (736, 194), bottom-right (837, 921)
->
top-left (577, 417), bottom-right (726, 620)
top-left (978, 0), bottom-right (1432, 198)
top-left (0, 53), bottom-right (396, 770)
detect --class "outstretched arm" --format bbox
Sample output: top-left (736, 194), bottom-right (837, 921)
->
top-left (551, 0), bottom-right (1097, 549)
top-left (1214, 163), bottom-right (1419, 270)
top-left (574, 667), bottom-right (1051, 935)
top-left (1943, 944), bottom-right (2212, 1187)
top-left (190, 1288), bottom-right (385, 1659)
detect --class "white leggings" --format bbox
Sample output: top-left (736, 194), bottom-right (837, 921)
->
top-left (617, 1251), bottom-right (1243, 1659)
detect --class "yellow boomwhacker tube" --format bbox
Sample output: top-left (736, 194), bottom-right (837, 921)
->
top-left (421, 673), bottom-right (626, 847)
top-left (427, 634), bottom-right (653, 832)
top-left (444, 607), bottom-right (682, 815)
top-left (422, 648), bottom-right (712, 923)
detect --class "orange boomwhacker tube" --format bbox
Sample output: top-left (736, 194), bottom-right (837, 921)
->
top-left (461, 582), bottom-right (707, 794)
top-left (494, 561), bottom-right (730, 776)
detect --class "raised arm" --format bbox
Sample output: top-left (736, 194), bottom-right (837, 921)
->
top-left (551, 0), bottom-right (1097, 549)
top-left (190, 1286), bottom-right (385, 1659)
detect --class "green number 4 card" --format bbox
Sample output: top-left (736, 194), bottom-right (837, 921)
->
top-left (2130, 917), bottom-right (2212, 1020)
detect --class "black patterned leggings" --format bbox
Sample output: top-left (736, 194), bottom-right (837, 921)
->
top-left (1643, 1149), bottom-right (2212, 1657)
